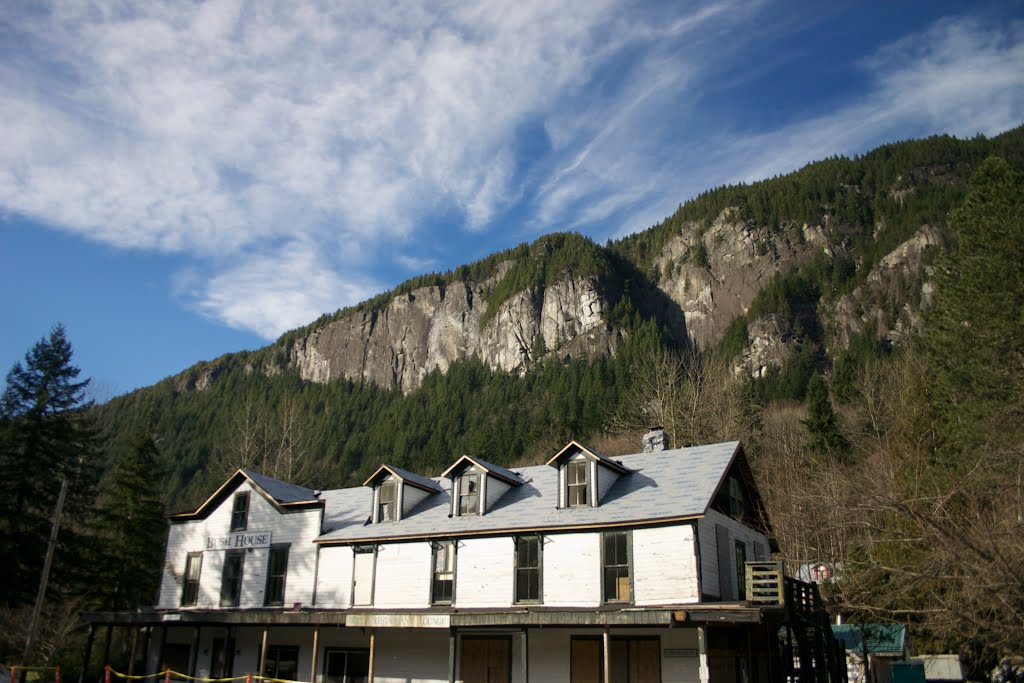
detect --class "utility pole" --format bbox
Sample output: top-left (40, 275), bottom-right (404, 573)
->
top-left (24, 477), bottom-right (69, 661)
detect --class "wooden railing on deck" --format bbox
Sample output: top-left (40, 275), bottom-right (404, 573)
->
top-left (745, 561), bottom-right (785, 605)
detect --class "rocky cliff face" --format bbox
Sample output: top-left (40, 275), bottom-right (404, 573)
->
top-left (285, 271), bottom-right (619, 393)
top-left (250, 211), bottom-right (942, 393)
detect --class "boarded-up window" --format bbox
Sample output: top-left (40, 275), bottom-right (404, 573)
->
top-left (352, 546), bottom-right (375, 606)
top-left (377, 481), bottom-right (396, 522)
top-left (571, 638), bottom-right (602, 683)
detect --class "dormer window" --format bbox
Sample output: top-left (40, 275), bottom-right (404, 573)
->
top-left (546, 440), bottom-right (632, 509)
top-left (364, 465), bottom-right (444, 523)
top-left (378, 480), bottom-right (396, 522)
top-left (442, 455), bottom-right (524, 518)
top-left (567, 460), bottom-right (589, 507)
top-left (457, 473), bottom-right (479, 516)
top-left (230, 492), bottom-right (250, 531)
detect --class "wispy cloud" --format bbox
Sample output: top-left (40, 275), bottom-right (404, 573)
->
top-left (1, 3), bottom-right (1022, 339)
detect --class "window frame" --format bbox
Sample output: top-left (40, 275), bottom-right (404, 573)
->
top-left (262, 645), bottom-right (299, 681)
top-left (735, 540), bottom-right (747, 601)
top-left (566, 459), bottom-right (590, 508)
top-left (377, 480), bottom-right (397, 523)
top-left (601, 530), bottom-right (633, 604)
top-left (181, 551), bottom-right (202, 607)
top-left (457, 472), bottom-right (480, 516)
top-left (513, 535), bottom-right (543, 604)
top-left (430, 541), bottom-right (456, 605)
top-left (220, 549), bottom-right (245, 607)
top-left (230, 491), bottom-right (250, 532)
top-left (351, 544), bottom-right (378, 607)
top-left (322, 647), bottom-right (371, 683)
top-left (264, 543), bottom-right (290, 607)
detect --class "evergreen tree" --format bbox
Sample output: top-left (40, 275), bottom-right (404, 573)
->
top-left (922, 156), bottom-right (1024, 462)
top-left (0, 324), bottom-right (102, 606)
top-left (803, 374), bottom-right (848, 458)
top-left (94, 427), bottom-right (167, 609)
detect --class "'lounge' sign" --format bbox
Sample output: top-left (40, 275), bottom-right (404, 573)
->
top-left (206, 531), bottom-right (272, 550)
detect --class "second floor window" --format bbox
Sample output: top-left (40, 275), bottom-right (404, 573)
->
top-left (603, 531), bottom-right (631, 603)
top-left (431, 541), bottom-right (455, 604)
top-left (458, 473), bottom-right (479, 516)
top-left (567, 460), bottom-right (589, 507)
top-left (230, 492), bottom-right (250, 531)
top-left (220, 549), bottom-right (244, 607)
top-left (514, 536), bottom-right (542, 603)
top-left (181, 552), bottom-right (202, 606)
top-left (378, 481), bottom-right (396, 522)
top-left (264, 545), bottom-right (289, 606)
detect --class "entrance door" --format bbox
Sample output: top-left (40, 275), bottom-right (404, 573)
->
top-left (460, 637), bottom-right (511, 683)
top-left (571, 636), bottom-right (662, 683)
top-left (323, 648), bottom-right (370, 683)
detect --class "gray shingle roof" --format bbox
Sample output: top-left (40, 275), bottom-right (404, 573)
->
top-left (242, 469), bottom-right (319, 504)
top-left (441, 455), bottom-right (524, 485)
top-left (317, 441), bottom-right (740, 543)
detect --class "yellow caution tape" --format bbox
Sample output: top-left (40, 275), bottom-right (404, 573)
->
top-left (107, 670), bottom-right (306, 683)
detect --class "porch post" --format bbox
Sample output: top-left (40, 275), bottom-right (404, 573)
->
top-left (187, 626), bottom-right (201, 678)
top-left (101, 625), bottom-right (114, 683)
top-left (78, 623), bottom-right (96, 683)
top-left (154, 626), bottom-right (166, 674)
top-left (367, 629), bottom-right (376, 683)
top-left (141, 627), bottom-right (152, 675)
top-left (602, 626), bottom-right (611, 683)
top-left (520, 629), bottom-right (528, 683)
top-left (309, 625), bottom-right (320, 683)
top-left (697, 626), bottom-right (710, 683)
top-left (447, 628), bottom-right (456, 683)
top-left (258, 627), bottom-right (269, 677)
top-left (127, 627), bottom-right (139, 676)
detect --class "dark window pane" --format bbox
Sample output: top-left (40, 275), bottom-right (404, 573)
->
top-left (230, 492), bottom-right (249, 532)
top-left (265, 545), bottom-right (289, 606)
top-left (220, 550), bottom-right (244, 607)
top-left (182, 552), bottom-right (202, 606)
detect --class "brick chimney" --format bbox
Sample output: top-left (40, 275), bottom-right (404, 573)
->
top-left (641, 427), bottom-right (669, 453)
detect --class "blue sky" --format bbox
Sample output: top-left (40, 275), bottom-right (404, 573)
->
top-left (2, 0), bottom-right (1023, 399)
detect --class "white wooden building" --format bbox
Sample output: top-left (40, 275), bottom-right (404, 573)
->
top-left (84, 434), bottom-right (832, 683)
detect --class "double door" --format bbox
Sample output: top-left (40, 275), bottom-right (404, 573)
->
top-left (460, 637), bottom-right (511, 683)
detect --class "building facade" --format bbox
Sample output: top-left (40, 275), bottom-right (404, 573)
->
top-left (85, 436), bottom-right (820, 683)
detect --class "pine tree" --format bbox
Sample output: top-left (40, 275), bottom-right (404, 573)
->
top-left (803, 374), bottom-right (848, 458)
top-left (0, 324), bottom-right (102, 606)
top-left (94, 428), bottom-right (167, 609)
top-left (922, 156), bottom-right (1024, 461)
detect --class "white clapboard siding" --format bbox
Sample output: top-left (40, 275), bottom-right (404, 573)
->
top-left (632, 524), bottom-right (700, 606)
top-left (697, 509), bottom-right (770, 600)
top-left (455, 537), bottom-right (514, 607)
top-left (314, 545), bottom-right (353, 607)
top-left (157, 480), bottom-right (321, 609)
top-left (372, 542), bottom-right (432, 608)
top-left (543, 532), bottom-right (601, 607)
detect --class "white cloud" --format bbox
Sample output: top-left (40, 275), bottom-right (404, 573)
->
top-left (192, 242), bottom-right (381, 340)
top-left (2, 3), bottom-right (1022, 339)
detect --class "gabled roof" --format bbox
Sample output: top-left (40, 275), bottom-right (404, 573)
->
top-left (362, 464), bottom-right (444, 493)
top-left (440, 455), bottom-right (524, 486)
top-left (318, 441), bottom-right (742, 544)
top-left (832, 624), bottom-right (908, 655)
top-left (168, 469), bottom-right (321, 521)
top-left (545, 440), bottom-right (632, 475)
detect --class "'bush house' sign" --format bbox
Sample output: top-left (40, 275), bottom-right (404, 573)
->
top-left (206, 531), bottom-right (272, 550)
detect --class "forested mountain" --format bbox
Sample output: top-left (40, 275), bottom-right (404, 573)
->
top-left (8, 126), bottom-right (1022, 676)
top-left (93, 125), bottom-right (1024, 500)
